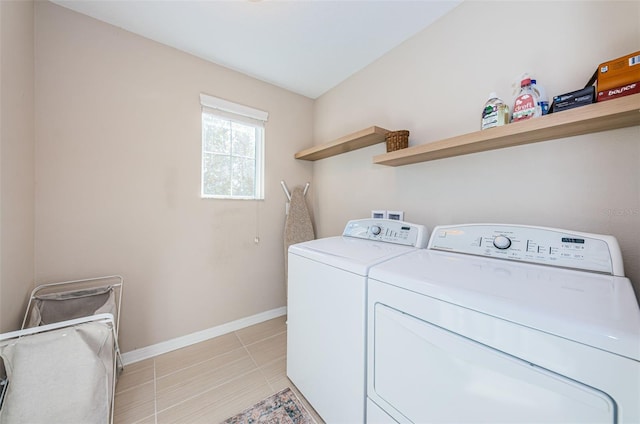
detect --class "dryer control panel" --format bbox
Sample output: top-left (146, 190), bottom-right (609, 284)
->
top-left (429, 224), bottom-right (624, 276)
top-left (343, 219), bottom-right (428, 248)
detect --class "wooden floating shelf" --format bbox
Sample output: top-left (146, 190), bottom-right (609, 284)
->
top-left (295, 126), bottom-right (390, 161)
top-left (373, 93), bottom-right (640, 167)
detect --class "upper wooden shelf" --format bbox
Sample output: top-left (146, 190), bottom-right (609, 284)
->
top-left (295, 126), bottom-right (389, 161)
top-left (373, 93), bottom-right (640, 167)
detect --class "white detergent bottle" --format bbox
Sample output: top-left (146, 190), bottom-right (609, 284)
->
top-left (512, 77), bottom-right (541, 122)
top-left (481, 93), bottom-right (510, 130)
top-left (531, 79), bottom-right (549, 115)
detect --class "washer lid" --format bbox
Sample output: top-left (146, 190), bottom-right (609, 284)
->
top-left (289, 236), bottom-right (416, 275)
top-left (369, 249), bottom-right (640, 361)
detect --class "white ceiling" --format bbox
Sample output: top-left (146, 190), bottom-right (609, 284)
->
top-left (51, 0), bottom-right (462, 99)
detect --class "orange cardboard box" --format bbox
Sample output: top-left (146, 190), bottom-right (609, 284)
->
top-left (597, 51), bottom-right (640, 92)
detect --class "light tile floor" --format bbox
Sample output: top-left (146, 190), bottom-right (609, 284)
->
top-left (114, 316), bottom-right (324, 424)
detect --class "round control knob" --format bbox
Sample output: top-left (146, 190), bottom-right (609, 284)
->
top-left (370, 225), bottom-right (382, 236)
top-left (493, 235), bottom-right (512, 250)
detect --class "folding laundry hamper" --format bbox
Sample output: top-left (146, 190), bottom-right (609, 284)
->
top-left (0, 275), bottom-right (124, 423)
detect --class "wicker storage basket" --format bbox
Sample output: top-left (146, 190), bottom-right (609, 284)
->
top-left (385, 130), bottom-right (409, 152)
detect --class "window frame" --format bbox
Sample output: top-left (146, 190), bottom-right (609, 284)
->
top-left (200, 94), bottom-right (268, 200)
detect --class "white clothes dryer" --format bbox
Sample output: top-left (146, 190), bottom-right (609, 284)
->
top-left (366, 224), bottom-right (640, 424)
top-left (287, 219), bottom-right (428, 424)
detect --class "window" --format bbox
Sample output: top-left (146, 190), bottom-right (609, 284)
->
top-left (200, 94), bottom-right (268, 199)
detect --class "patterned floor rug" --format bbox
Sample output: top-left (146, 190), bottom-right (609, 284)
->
top-left (221, 388), bottom-right (316, 424)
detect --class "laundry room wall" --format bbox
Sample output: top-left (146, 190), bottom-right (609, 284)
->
top-left (34, 2), bottom-right (313, 352)
top-left (312, 1), bottom-right (640, 299)
top-left (0, 0), bottom-right (35, 333)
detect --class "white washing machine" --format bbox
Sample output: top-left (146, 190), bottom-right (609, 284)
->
top-left (287, 218), bottom-right (428, 424)
top-left (367, 223), bottom-right (640, 424)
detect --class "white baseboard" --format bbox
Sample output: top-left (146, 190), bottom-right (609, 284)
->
top-left (120, 306), bottom-right (287, 365)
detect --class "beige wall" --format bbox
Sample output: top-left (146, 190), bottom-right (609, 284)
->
top-left (313, 1), bottom-right (640, 298)
top-left (34, 2), bottom-right (313, 352)
top-left (0, 0), bottom-right (35, 332)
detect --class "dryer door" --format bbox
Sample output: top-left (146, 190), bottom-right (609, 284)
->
top-left (371, 303), bottom-right (616, 424)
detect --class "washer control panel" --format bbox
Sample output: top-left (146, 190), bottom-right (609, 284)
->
top-left (428, 224), bottom-right (624, 276)
top-left (343, 219), bottom-right (428, 248)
